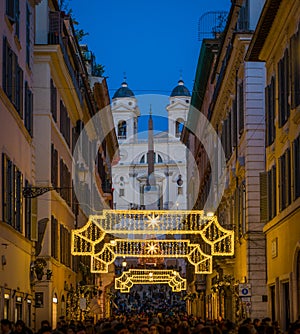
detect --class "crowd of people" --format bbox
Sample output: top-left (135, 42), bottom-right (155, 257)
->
top-left (1, 313), bottom-right (300, 334)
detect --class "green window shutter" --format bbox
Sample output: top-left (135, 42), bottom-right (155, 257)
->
top-left (260, 172), bottom-right (268, 224)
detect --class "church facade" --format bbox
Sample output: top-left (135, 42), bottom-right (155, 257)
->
top-left (111, 80), bottom-right (191, 211)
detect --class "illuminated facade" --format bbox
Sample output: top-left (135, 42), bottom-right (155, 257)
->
top-left (247, 0), bottom-right (300, 329)
top-left (33, 0), bottom-right (118, 326)
top-left (182, 0), bottom-right (267, 321)
top-left (0, 0), bottom-right (117, 328)
top-left (0, 0), bottom-right (40, 327)
top-left (111, 80), bottom-right (190, 212)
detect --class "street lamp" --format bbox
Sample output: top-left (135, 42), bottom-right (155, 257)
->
top-left (22, 163), bottom-right (88, 198)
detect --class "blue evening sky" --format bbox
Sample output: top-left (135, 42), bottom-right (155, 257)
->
top-left (69, 0), bottom-right (231, 130)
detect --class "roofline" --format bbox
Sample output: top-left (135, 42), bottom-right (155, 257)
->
top-left (245, 0), bottom-right (282, 61)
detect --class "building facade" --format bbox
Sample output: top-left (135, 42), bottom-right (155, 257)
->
top-left (0, 0), bottom-right (40, 327)
top-left (112, 80), bottom-right (190, 212)
top-left (0, 0), bottom-right (117, 328)
top-left (182, 0), bottom-right (267, 321)
top-left (247, 0), bottom-right (300, 329)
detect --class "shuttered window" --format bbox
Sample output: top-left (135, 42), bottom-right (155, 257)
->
top-left (51, 144), bottom-right (58, 187)
top-left (269, 165), bottom-right (277, 220)
top-left (232, 100), bottom-right (237, 147)
top-left (15, 167), bottom-right (23, 232)
top-left (293, 135), bottom-right (300, 199)
top-left (60, 225), bottom-right (71, 267)
top-left (24, 180), bottom-right (31, 239)
top-left (26, 3), bottom-right (30, 66)
top-left (2, 153), bottom-right (23, 232)
top-left (260, 172), bottom-right (268, 224)
top-left (265, 77), bottom-right (275, 146)
top-left (60, 100), bottom-right (71, 147)
top-left (2, 37), bottom-right (24, 117)
top-left (50, 79), bottom-right (57, 121)
top-left (59, 159), bottom-right (71, 207)
top-left (51, 216), bottom-right (58, 260)
top-left (279, 149), bottom-right (291, 211)
top-left (238, 81), bottom-right (244, 134)
top-left (15, 0), bottom-right (20, 38)
top-left (24, 82), bottom-right (33, 136)
top-left (290, 25), bottom-right (300, 109)
top-left (278, 49), bottom-right (290, 127)
top-left (6, 0), bottom-right (16, 23)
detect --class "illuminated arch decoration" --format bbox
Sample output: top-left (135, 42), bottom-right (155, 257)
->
top-left (89, 239), bottom-right (212, 274)
top-left (115, 269), bottom-right (187, 293)
top-left (71, 210), bottom-right (234, 256)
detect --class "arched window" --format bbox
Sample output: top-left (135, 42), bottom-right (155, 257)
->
top-left (118, 121), bottom-right (127, 139)
top-left (140, 155), bottom-right (145, 163)
top-left (139, 153), bottom-right (163, 164)
top-left (175, 118), bottom-right (184, 137)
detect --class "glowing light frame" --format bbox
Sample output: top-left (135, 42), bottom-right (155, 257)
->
top-left (115, 269), bottom-right (187, 293)
top-left (71, 210), bottom-right (234, 257)
top-left (89, 239), bottom-right (212, 274)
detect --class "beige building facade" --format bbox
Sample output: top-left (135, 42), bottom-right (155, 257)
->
top-left (247, 0), bottom-right (300, 329)
top-left (183, 0), bottom-right (268, 321)
top-left (0, 0), bottom-right (41, 327)
top-left (0, 0), bottom-right (117, 328)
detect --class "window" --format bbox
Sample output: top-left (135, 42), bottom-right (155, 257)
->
top-left (291, 26), bottom-right (300, 109)
top-left (26, 3), bottom-right (31, 66)
top-left (15, 0), bottom-right (20, 38)
top-left (178, 187), bottom-right (183, 195)
top-left (60, 101), bottom-right (71, 147)
top-left (119, 188), bottom-right (125, 197)
top-left (2, 37), bottom-right (24, 117)
top-left (2, 154), bottom-right (23, 232)
top-left (59, 159), bottom-right (71, 207)
top-left (6, 0), bottom-right (17, 24)
top-left (51, 216), bottom-right (58, 260)
top-left (278, 49), bottom-right (290, 127)
top-left (237, 0), bottom-right (249, 31)
top-left (51, 144), bottom-right (58, 187)
top-left (222, 116), bottom-right (233, 161)
top-left (238, 81), bottom-right (244, 134)
top-left (175, 119), bottom-right (184, 137)
top-left (293, 135), bottom-right (300, 200)
top-left (140, 155), bottom-right (145, 163)
top-left (265, 77), bottom-right (276, 146)
top-left (24, 82), bottom-right (33, 136)
top-left (268, 165), bottom-right (277, 220)
top-left (118, 121), bottom-right (127, 139)
top-left (24, 180), bottom-right (31, 239)
top-left (60, 225), bottom-right (71, 267)
top-left (50, 79), bottom-right (57, 121)
top-left (279, 148), bottom-right (291, 211)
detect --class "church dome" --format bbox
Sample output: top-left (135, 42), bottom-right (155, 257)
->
top-left (112, 82), bottom-right (135, 99)
top-left (170, 79), bottom-right (190, 97)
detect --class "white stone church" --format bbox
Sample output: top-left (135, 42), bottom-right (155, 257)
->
top-left (111, 79), bottom-right (191, 211)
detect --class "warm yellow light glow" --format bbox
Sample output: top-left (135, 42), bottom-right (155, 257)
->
top-left (145, 213), bottom-right (161, 228)
top-left (72, 210), bottom-right (234, 256)
top-left (115, 269), bottom-right (187, 292)
top-left (145, 242), bottom-right (160, 255)
top-left (71, 210), bottom-right (235, 275)
top-left (90, 239), bottom-right (212, 274)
